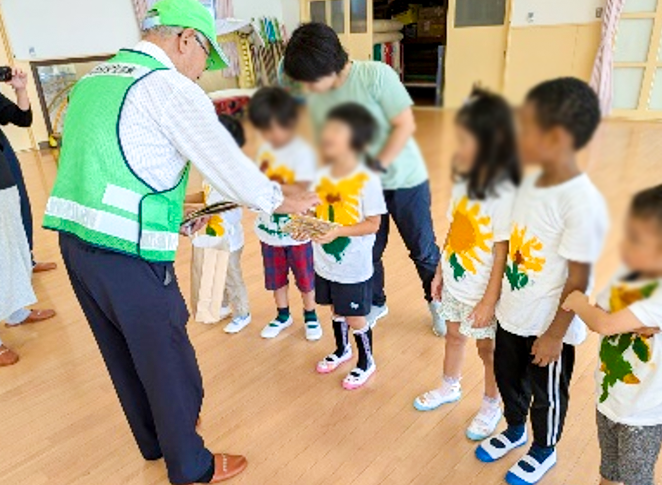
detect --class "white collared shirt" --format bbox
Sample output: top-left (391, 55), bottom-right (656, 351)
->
top-left (117, 41), bottom-right (283, 214)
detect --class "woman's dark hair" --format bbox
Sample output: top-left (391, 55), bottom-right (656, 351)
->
top-left (248, 87), bottom-right (299, 130)
top-left (217, 114), bottom-right (246, 148)
top-left (631, 184), bottom-right (662, 230)
top-left (326, 103), bottom-right (377, 156)
top-left (455, 87), bottom-right (521, 200)
top-left (283, 23), bottom-right (349, 82)
top-left (526, 77), bottom-right (601, 150)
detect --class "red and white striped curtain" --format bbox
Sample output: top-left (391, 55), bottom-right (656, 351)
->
top-left (132, 0), bottom-right (234, 26)
top-left (590, 0), bottom-right (626, 116)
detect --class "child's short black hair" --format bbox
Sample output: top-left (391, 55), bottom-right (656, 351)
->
top-left (248, 87), bottom-right (299, 130)
top-left (283, 23), bottom-right (349, 82)
top-left (631, 184), bottom-right (662, 230)
top-left (217, 114), bottom-right (246, 148)
top-left (526, 77), bottom-right (601, 150)
top-left (326, 103), bottom-right (377, 154)
top-left (456, 87), bottom-right (521, 199)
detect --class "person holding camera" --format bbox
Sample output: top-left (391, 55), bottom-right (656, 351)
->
top-left (0, 67), bottom-right (56, 272)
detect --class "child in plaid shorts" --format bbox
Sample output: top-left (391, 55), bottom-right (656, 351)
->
top-left (248, 87), bottom-right (321, 341)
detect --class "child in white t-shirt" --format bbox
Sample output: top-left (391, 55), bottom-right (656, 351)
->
top-left (308, 103), bottom-right (387, 390)
top-left (475, 78), bottom-right (609, 485)
top-left (413, 89), bottom-right (520, 442)
top-left (564, 185), bottom-right (662, 485)
top-left (185, 114), bottom-right (251, 333)
top-left (248, 87), bottom-right (321, 341)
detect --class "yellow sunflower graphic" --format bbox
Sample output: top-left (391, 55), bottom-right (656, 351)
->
top-left (599, 280), bottom-right (658, 402)
top-left (505, 225), bottom-right (545, 290)
top-left (206, 215), bottom-right (225, 237)
top-left (314, 172), bottom-right (369, 261)
top-left (444, 196), bottom-right (493, 281)
top-left (259, 152), bottom-right (295, 185)
top-left (202, 184), bottom-right (225, 238)
top-left (315, 173), bottom-right (369, 226)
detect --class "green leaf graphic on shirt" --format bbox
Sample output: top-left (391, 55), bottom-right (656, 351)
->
top-left (206, 226), bottom-right (217, 237)
top-left (449, 253), bottom-right (466, 281)
top-left (505, 262), bottom-right (529, 291)
top-left (598, 333), bottom-right (651, 403)
top-left (322, 237), bottom-right (351, 262)
top-left (321, 204), bottom-right (350, 262)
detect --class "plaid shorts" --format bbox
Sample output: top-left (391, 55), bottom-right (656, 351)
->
top-left (260, 242), bottom-right (315, 293)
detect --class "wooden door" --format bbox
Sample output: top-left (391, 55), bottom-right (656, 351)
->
top-left (444, 0), bottom-right (511, 108)
top-left (299, 0), bottom-right (374, 60)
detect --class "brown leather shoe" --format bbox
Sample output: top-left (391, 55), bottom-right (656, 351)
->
top-left (33, 262), bottom-right (57, 273)
top-left (203, 454), bottom-right (247, 483)
top-left (0, 345), bottom-right (19, 366)
top-left (5, 309), bottom-right (56, 327)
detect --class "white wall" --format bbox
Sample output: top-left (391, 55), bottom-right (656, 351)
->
top-left (511, 0), bottom-right (606, 27)
top-left (2, 0), bottom-right (140, 60)
top-left (233, 0), bottom-right (301, 36)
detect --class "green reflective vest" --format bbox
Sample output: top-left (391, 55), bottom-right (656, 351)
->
top-left (43, 50), bottom-right (190, 262)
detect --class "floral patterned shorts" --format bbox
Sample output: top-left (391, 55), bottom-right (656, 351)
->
top-left (438, 286), bottom-right (496, 340)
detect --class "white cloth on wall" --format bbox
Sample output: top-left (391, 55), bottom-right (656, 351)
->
top-left (590, 0), bottom-right (626, 116)
top-left (217, 0), bottom-right (234, 18)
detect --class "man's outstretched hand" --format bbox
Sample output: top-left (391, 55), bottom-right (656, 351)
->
top-left (274, 192), bottom-right (320, 216)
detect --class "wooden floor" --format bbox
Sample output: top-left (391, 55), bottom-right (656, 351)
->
top-left (1, 110), bottom-right (661, 485)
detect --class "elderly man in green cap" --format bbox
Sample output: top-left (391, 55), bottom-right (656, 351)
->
top-left (43, 0), bottom-right (318, 483)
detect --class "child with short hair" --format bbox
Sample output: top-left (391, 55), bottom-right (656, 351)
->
top-left (248, 87), bottom-right (321, 341)
top-left (310, 103), bottom-right (387, 390)
top-left (186, 114), bottom-right (251, 333)
top-left (414, 88), bottom-right (520, 442)
top-left (564, 185), bottom-right (662, 485)
top-left (475, 78), bottom-right (609, 485)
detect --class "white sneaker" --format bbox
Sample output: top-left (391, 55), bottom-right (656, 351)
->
top-left (429, 301), bottom-right (447, 336)
top-left (475, 429), bottom-right (528, 463)
top-left (466, 400), bottom-right (503, 441)
top-left (367, 305), bottom-right (389, 328)
top-left (260, 316), bottom-right (293, 339)
top-left (506, 448), bottom-right (557, 485)
top-left (305, 320), bottom-right (323, 341)
top-left (223, 314), bottom-right (251, 334)
top-left (342, 362), bottom-right (376, 390)
top-left (413, 379), bottom-right (461, 411)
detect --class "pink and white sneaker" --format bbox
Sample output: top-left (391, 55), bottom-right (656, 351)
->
top-left (342, 363), bottom-right (376, 390)
top-left (316, 348), bottom-right (353, 374)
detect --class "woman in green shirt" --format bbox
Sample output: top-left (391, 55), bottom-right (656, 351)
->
top-left (283, 23), bottom-right (444, 334)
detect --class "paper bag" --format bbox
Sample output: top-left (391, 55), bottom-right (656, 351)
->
top-left (190, 235), bottom-right (230, 324)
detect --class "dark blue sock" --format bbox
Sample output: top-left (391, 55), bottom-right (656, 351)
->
top-left (276, 307), bottom-right (290, 323)
top-left (304, 309), bottom-right (318, 323)
top-left (528, 443), bottom-right (555, 464)
top-left (491, 424), bottom-right (526, 448)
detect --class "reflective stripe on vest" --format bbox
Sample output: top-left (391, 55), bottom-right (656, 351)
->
top-left (45, 197), bottom-right (178, 252)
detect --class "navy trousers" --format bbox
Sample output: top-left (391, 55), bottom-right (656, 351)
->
top-left (372, 181), bottom-right (441, 306)
top-left (2, 131), bottom-right (33, 261)
top-left (59, 233), bottom-right (214, 484)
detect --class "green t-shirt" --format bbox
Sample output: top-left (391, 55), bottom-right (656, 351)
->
top-left (308, 61), bottom-right (428, 190)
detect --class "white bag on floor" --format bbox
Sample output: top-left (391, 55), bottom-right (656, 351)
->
top-left (190, 235), bottom-right (230, 324)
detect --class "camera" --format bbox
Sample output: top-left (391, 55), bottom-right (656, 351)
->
top-left (0, 66), bottom-right (13, 82)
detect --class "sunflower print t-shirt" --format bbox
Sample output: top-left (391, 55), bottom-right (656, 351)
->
top-left (595, 271), bottom-right (662, 426)
top-left (496, 172), bottom-right (609, 345)
top-left (254, 137), bottom-right (317, 247)
top-left (312, 165), bottom-right (387, 284)
top-left (442, 181), bottom-right (516, 307)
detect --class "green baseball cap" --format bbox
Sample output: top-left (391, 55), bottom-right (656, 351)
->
top-left (143, 0), bottom-right (228, 71)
